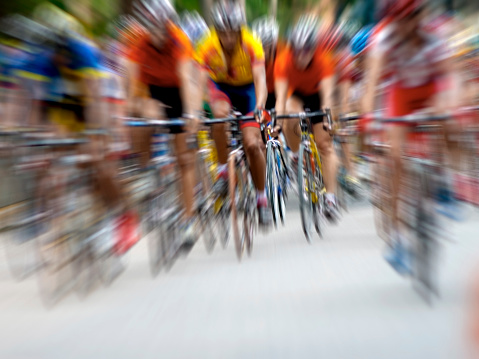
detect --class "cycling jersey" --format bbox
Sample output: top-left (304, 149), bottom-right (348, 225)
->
top-left (128, 22), bottom-right (193, 88)
top-left (274, 46), bottom-right (335, 97)
top-left (371, 24), bottom-right (449, 89)
top-left (195, 27), bottom-right (265, 86)
top-left (18, 36), bottom-right (102, 102)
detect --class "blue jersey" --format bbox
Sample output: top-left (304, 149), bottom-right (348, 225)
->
top-left (17, 36), bottom-right (103, 102)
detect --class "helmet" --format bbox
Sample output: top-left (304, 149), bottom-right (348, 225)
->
top-left (289, 15), bottom-right (319, 52)
top-left (133, 0), bottom-right (177, 30)
top-left (0, 14), bottom-right (57, 48)
top-left (211, 1), bottom-right (245, 32)
top-left (349, 25), bottom-right (373, 56)
top-left (181, 11), bottom-right (209, 44)
top-left (252, 16), bottom-right (279, 48)
top-left (114, 15), bottom-right (146, 45)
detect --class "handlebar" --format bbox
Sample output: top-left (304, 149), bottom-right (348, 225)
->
top-left (120, 117), bottom-right (186, 128)
top-left (202, 115), bottom-right (255, 125)
top-left (381, 114), bottom-right (450, 124)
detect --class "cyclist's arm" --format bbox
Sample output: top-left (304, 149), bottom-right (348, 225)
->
top-left (321, 75), bottom-right (335, 116)
top-left (274, 79), bottom-right (288, 129)
top-left (361, 46), bottom-right (384, 114)
top-left (178, 58), bottom-right (198, 117)
top-left (252, 64), bottom-right (267, 110)
top-left (339, 79), bottom-right (352, 115)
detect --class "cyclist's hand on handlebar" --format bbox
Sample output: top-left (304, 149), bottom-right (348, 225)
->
top-left (184, 114), bottom-right (200, 135)
top-left (270, 124), bottom-right (282, 138)
top-left (254, 108), bottom-right (270, 124)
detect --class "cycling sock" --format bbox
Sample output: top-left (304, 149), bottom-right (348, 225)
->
top-left (325, 192), bottom-right (336, 204)
top-left (217, 164), bottom-right (227, 174)
top-left (256, 190), bottom-right (267, 205)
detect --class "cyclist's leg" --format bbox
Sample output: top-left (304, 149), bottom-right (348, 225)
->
top-left (387, 123), bottom-right (408, 229)
top-left (241, 124), bottom-right (266, 191)
top-left (209, 82), bottom-right (231, 182)
top-left (211, 99), bottom-right (230, 165)
top-left (283, 95), bottom-right (303, 154)
top-left (173, 132), bottom-right (196, 219)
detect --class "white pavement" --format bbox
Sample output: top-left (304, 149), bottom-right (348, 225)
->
top-left (0, 199), bottom-right (478, 359)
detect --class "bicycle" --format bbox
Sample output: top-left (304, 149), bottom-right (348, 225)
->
top-left (277, 109), bottom-right (332, 242)
top-left (203, 113), bottom-right (257, 260)
top-left (372, 113), bottom-right (450, 303)
top-left (196, 121), bottom-right (227, 252)
top-left (0, 128), bottom-right (52, 280)
top-left (261, 109), bottom-right (291, 227)
top-left (122, 118), bottom-right (186, 276)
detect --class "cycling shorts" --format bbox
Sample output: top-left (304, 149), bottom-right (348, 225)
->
top-left (291, 91), bottom-right (323, 125)
top-left (209, 81), bottom-right (258, 129)
top-left (265, 92), bottom-right (276, 110)
top-left (148, 85), bottom-right (184, 134)
top-left (385, 82), bottom-right (437, 119)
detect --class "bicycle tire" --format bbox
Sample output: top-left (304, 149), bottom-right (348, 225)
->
top-left (311, 148), bottom-right (323, 237)
top-left (371, 156), bottom-right (392, 244)
top-left (412, 168), bottom-right (440, 303)
top-left (298, 144), bottom-right (313, 242)
top-left (277, 146), bottom-right (289, 225)
top-left (196, 151), bottom-right (217, 253)
top-left (244, 168), bottom-right (256, 256)
top-left (229, 153), bottom-right (246, 260)
top-left (148, 192), bottom-right (170, 277)
top-left (3, 202), bottom-right (41, 281)
top-left (36, 231), bottom-right (74, 307)
top-left (266, 141), bottom-right (278, 226)
top-left (200, 205), bottom-right (218, 254)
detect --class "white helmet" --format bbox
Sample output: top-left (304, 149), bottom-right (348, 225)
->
top-left (252, 16), bottom-right (279, 48)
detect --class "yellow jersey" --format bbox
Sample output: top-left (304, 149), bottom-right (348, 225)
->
top-left (195, 27), bottom-right (265, 86)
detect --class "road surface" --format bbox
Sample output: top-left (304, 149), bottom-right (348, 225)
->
top-left (0, 197), bottom-right (478, 359)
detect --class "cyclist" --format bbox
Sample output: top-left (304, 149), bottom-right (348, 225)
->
top-left (0, 16), bottom-right (32, 127)
top-left (195, 1), bottom-right (271, 226)
top-left (274, 14), bottom-right (339, 221)
top-left (362, 0), bottom-right (453, 274)
top-left (337, 26), bottom-right (374, 184)
top-left (252, 16), bottom-right (280, 110)
top-left (128, 0), bottom-right (200, 245)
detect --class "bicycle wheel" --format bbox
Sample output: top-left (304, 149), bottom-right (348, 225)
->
top-left (266, 141), bottom-right (278, 226)
top-left (412, 168), bottom-right (440, 303)
top-left (244, 169), bottom-right (256, 256)
top-left (199, 204), bottom-right (219, 254)
top-left (36, 231), bottom-right (74, 307)
top-left (277, 146), bottom-right (289, 225)
top-left (3, 202), bottom-right (42, 280)
top-left (312, 160), bottom-right (324, 238)
top-left (371, 156), bottom-right (392, 244)
top-left (148, 192), bottom-right (168, 277)
top-left (216, 201), bottom-right (230, 249)
top-left (229, 153), bottom-right (246, 260)
top-left (298, 144), bottom-right (313, 242)
top-left (196, 151), bottom-right (217, 253)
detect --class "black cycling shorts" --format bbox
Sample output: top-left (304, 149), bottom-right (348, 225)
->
top-left (148, 85), bottom-right (184, 134)
top-left (291, 91), bottom-right (324, 125)
top-left (265, 92), bottom-right (276, 110)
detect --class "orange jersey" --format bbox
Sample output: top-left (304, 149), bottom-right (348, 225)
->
top-left (265, 42), bottom-right (286, 93)
top-left (128, 22), bottom-right (193, 88)
top-left (274, 46), bottom-right (335, 96)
